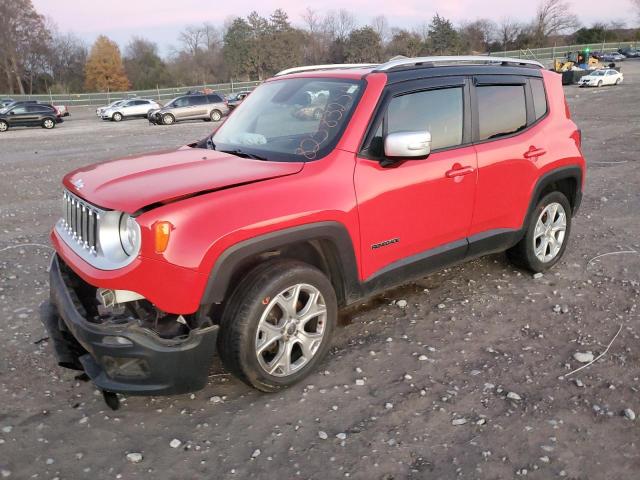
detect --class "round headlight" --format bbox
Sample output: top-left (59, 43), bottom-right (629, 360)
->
top-left (119, 214), bottom-right (141, 256)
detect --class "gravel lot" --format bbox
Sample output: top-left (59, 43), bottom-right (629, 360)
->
top-left (1, 63), bottom-right (639, 480)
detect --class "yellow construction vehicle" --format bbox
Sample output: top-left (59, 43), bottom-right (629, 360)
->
top-left (553, 49), bottom-right (601, 72)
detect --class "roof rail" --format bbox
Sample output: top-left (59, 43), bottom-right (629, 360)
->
top-left (275, 63), bottom-right (379, 77)
top-left (374, 55), bottom-right (544, 71)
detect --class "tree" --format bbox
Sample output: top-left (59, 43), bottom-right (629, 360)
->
top-left (633, 0), bottom-right (640, 22)
top-left (459, 19), bottom-right (497, 53)
top-left (497, 18), bottom-right (524, 50)
top-left (428, 14), bottom-right (459, 54)
top-left (386, 29), bottom-right (425, 58)
top-left (223, 17), bottom-right (253, 79)
top-left (124, 37), bottom-right (172, 90)
top-left (345, 27), bottom-right (382, 63)
top-left (49, 32), bottom-right (87, 92)
top-left (84, 36), bottom-right (129, 92)
top-left (532, 0), bottom-right (579, 45)
top-left (370, 15), bottom-right (390, 44)
top-left (0, 0), bottom-right (51, 94)
top-left (265, 10), bottom-right (305, 74)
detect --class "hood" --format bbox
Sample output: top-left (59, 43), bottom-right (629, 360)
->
top-left (63, 147), bottom-right (304, 213)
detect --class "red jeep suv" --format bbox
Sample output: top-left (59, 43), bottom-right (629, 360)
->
top-left (44, 56), bottom-right (585, 401)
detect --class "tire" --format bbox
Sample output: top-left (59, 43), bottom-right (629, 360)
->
top-left (42, 118), bottom-right (56, 129)
top-left (597, 81), bottom-right (603, 87)
top-left (162, 113), bottom-right (175, 125)
top-left (615, 78), bottom-right (621, 85)
top-left (210, 109), bottom-right (222, 122)
top-left (507, 191), bottom-right (572, 273)
top-left (217, 259), bottom-right (337, 392)
top-left (0, 120), bottom-right (8, 132)
top-left (112, 112), bottom-right (123, 122)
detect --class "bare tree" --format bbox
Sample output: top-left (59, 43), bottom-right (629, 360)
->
top-left (179, 25), bottom-right (206, 55)
top-left (498, 17), bottom-right (522, 50)
top-left (533, 0), bottom-right (579, 43)
top-left (632, 0), bottom-right (640, 22)
top-left (459, 19), bottom-right (497, 53)
top-left (323, 9), bottom-right (356, 41)
top-left (370, 15), bottom-right (390, 44)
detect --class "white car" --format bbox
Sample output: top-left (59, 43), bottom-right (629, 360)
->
top-left (96, 100), bottom-right (125, 117)
top-left (578, 69), bottom-right (623, 87)
top-left (101, 98), bottom-right (161, 122)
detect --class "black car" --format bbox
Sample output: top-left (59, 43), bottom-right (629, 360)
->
top-left (0, 103), bottom-right (62, 132)
top-left (227, 90), bottom-right (252, 110)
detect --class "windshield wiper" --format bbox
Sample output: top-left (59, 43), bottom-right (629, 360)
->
top-left (219, 149), bottom-right (268, 161)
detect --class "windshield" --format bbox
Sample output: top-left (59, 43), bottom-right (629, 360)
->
top-left (212, 77), bottom-right (363, 162)
top-left (592, 70), bottom-right (605, 76)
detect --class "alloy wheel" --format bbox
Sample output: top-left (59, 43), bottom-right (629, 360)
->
top-left (43, 119), bottom-right (54, 129)
top-left (533, 202), bottom-right (567, 263)
top-left (255, 283), bottom-right (327, 377)
top-left (0, 121), bottom-right (7, 132)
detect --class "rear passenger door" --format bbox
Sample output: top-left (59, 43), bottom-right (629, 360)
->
top-left (469, 75), bottom-right (547, 246)
top-left (189, 95), bottom-right (208, 118)
top-left (355, 77), bottom-right (477, 280)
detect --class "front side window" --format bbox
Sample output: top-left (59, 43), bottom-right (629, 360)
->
top-left (477, 85), bottom-right (526, 140)
top-left (212, 78), bottom-right (363, 162)
top-left (10, 106), bottom-right (27, 114)
top-left (387, 87), bottom-right (463, 151)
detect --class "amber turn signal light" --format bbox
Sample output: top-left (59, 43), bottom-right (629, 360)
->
top-left (154, 221), bottom-right (172, 253)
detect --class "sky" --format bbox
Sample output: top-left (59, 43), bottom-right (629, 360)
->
top-left (32, 0), bottom-right (634, 54)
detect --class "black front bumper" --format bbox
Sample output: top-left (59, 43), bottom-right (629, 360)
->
top-left (43, 255), bottom-right (218, 395)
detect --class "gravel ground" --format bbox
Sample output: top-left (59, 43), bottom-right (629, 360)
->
top-left (1, 63), bottom-right (639, 480)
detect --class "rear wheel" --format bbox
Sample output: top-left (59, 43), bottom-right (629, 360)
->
top-left (507, 191), bottom-right (572, 273)
top-left (217, 260), bottom-right (337, 392)
top-left (162, 113), bottom-right (175, 125)
top-left (112, 112), bottom-right (123, 122)
top-left (0, 120), bottom-right (8, 132)
top-left (42, 118), bottom-right (55, 129)
top-left (210, 109), bottom-right (222, 122)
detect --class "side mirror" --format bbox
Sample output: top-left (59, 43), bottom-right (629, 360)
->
top-left (9, 111), bottom-right (15, 115)
top-left (384, 131), bottom-right (431, 160)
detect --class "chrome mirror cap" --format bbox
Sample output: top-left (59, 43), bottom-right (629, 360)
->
top-left (384, 131), bottom-right (432, 158)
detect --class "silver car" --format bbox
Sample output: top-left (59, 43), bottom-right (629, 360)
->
top-left (101, 98), bottom-right (161, 122)
top-left (96, 100), bottom-right (125, 117)
top-left (148, 93), bottom-right (229, 125)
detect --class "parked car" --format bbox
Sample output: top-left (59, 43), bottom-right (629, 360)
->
top-left (227, 90), bottom-right (252, 110)
top-left (44, 56), bottom-right (585, 404)
top-left (578, 69), bottom-right (623, 87)
top-left (148, 93), bottom-right (228, 125)
top-left (601, 52), bottom-right (625, 62)
top-left (96, 99), bottom-right (125, 117)
top-left (0, 103), bottom-right (62, 132)
top-left (618, 48), bottom-right (640, 58)
top-left (100, 98), bottom-right (161, 122)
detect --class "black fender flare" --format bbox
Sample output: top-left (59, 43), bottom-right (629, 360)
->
top-left (200, 221), bottom-right (360, 305)
top-left (522, 165), bottom-right (583, 230)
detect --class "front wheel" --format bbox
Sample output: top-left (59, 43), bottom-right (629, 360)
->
top-left (162, 113), bottom-right (175, 125)
top-left (210, 109), bottom-right (222, 122)
top-left (0, 120), bottom-right (8, 132)
top-left (112, 112), bottom-right (123, 122)
top-left (217, 260), bottom-right (337, 392)
top-left (507, 191), bottom-right (572, 273)
top-left (42, 118), bottom-right (55, 129)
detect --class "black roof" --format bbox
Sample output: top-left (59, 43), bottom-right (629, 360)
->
top-left (382, 64), bottom-right (544, 85)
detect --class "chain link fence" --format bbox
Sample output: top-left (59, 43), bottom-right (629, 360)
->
top-left (3, 80), bottom-right (262, 107)
top-left (489, 41), bottom-right (639, 67)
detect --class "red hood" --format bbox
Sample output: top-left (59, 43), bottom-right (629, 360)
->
top-left (63, 147), bottom-right (304, 213)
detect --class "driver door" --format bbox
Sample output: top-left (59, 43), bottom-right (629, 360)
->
top-left (354, 77), bottom-right (477, 280)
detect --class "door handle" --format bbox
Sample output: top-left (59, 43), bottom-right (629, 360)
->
top-left (445, 165), bottom-right (475, 178)
top-left (524, 146), bottom-right (547, 159)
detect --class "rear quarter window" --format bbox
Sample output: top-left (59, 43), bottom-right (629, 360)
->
top-left (207, 95), bottom-right (223, 103)
top-left (477, 85), bottom-right (527, 140)
top-left (530, 78), bottom-right (548, 120)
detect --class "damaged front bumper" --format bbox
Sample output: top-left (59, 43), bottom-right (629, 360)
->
top-left (43, 254), bottom-right (218, 395)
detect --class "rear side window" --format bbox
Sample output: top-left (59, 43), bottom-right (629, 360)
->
top-left (387, 87), bottom-right (463, 150)
top-left (477, 85), bottom-right (526, 140)
top-left (191, 96), bottom-right (207, 105)
top-left (530, 78), bottom-right (548, 120)
top-left (207, 94), bottom-right (223, 103)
